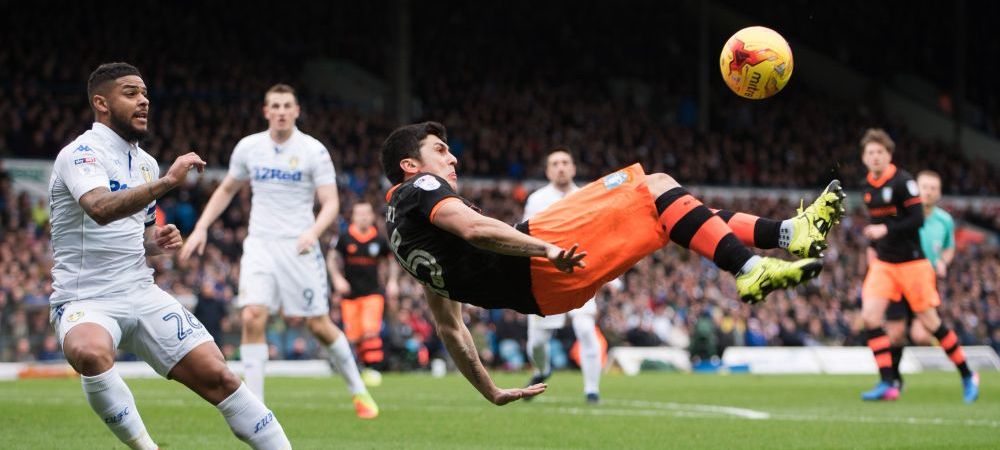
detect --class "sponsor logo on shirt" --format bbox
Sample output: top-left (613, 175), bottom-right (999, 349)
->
top-left (603, 171), bottom-right (630, 189)
top-left (74, 157), bottom-right (96, 165)
top-left (253, 167), bottom-right (303, 182)
top-left (109, 180), bottom-right (129, 192)
top-left (414, 175), bottom-right (441, 191)
top-left (67, 311), bottom-right (85, 322)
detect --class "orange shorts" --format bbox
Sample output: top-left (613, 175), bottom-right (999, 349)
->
top-left (862, 258), bottom-right (940, 313)
top-left (528, 163), bottom-right (669, 315)
top-left (340, 294), bottom-right (385, 342)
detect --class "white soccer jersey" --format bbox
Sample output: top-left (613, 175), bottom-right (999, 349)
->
top-left (228, 128), bottom-right (335, 239)
top-left (48, 122), bottom-right (158, 306)
top-left (523, 183), bottom-right (578, 221)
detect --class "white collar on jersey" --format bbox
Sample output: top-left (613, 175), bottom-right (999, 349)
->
top-left (271, 127), bottom-right (300, 152)
top-left (91, 122), bottom-right (138, 155)
top-left (547, 182), bottom-right (579, 195)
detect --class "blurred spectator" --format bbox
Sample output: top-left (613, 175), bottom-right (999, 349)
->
top-left (194, 281), bottom-right (227, 351)
top-left (36, 334), bottom-right (63, 361)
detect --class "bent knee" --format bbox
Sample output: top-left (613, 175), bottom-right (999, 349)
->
top-left (645, 173), bottom-right (681, 196)
top-left (66, 346), bottom-right (115, 374)
top-left (884, 326), bottom-right (906, 344)
top-left (240, 306), bottom-right (269, 332)
top-left (216, 367), bottom-right (243, 393)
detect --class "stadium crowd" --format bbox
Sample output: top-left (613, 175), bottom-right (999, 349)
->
top-left (1, 1), bottom-right (999, 369)
top-left (2, 165), bottom-right (999, 368)
top-left (2, 1), bottom-right (999, 196)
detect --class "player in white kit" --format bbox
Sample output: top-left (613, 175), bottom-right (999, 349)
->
top-left (180, 84), bottom-right (378, 419)
top-left (50, 62), bottom-right (290, 450)
top-left (522, 149), bottom-right (604, 404)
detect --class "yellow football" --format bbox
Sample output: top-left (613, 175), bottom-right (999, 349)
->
top-left (719, 26), bottom-right (794, 100)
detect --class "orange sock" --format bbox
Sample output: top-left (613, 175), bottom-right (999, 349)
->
top-left (712, 209), bottom-right (782, 249)
top-left (655, 188), bottom-right (754, 274)
top-left (934, 325), bottom-right (972, 378)
top-left (865, 328), bottom-right (894, 382)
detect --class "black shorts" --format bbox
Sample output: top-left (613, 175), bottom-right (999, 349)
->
top-left (885, 296), bottom-right (914, 322)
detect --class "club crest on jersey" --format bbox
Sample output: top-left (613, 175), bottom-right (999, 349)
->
top-left (906, 179), bottom-right (919, 196)
top-left (414, 175), bottom-right (441, 191)
top-left (289, 156), bottom-right (299, 170)
top-left (140, 164), bottom-right (153, 183)
top-left (881, 187), bottom-right (893, 203)
top-left (603, 171), bottom-right (630, 189)
top-left (368, 242), bottom-right (380, 256)
top-left (67, 311), bottom-right (85, 322)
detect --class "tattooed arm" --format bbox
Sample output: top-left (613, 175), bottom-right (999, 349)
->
top-left (429, 200), bottom-right (586, 272)
top-left (79, 152), bottom-right (205, 226)
top-left (423, 286), bottom-right (546, 405)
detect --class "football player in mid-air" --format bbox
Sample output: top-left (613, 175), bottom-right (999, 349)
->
top-left (521, 148), bottom-right (605, 404)
top-left (380, 121), bottom-right (844, 405)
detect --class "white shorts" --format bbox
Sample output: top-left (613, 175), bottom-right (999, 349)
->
top-left (51, 284), bottom-right (214, 378)
top-left (238, 236), bottom-right (330, 317)
top-left (528, 298), bottom-right (597, 330)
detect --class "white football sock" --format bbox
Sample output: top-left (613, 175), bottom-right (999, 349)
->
top-left (572, 314), bottom-right (602, 395)
top-left (328, 336), bottom-right (366, 395)
top-left (738, 255), bottom-right (763, 276)
top-left (216, 383), bottom-right (290, 450)
top-left (80, 367), bottom-right (157, 450)
top-left (778, 219), bottom-right (795, 249)
top-left (527, 327), bottom-right (553, 376)
top-left (241, 343), bottom-right (268, 401)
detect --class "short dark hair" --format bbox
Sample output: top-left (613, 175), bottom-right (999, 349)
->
top-left (264, 83), bottom-right (297, 104)
top-left (87, 62), bottom-right (142, 105)
top-left (547, 146), bottom-right (575, 163)
top-left (860, 128), bottom-right (895, 154)
top-left (917, 170), bottom-right (941, 182)
top-left (381, 121), bottom-right (447, 184)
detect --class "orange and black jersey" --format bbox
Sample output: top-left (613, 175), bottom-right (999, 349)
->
top-left (863, 164), bottom-right (925, 263)
top-left (334, 225), bottom-right (390, 297)
top-left (385, 173), bottom-right (538, 314)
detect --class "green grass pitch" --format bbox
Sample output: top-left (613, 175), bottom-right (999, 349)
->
top-left (1, 371), bottom-right (996, 449)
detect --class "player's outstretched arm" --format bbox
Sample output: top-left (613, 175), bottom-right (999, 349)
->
top-left (430, 200), bottom-right (586, 272)
top-left (79, 152), bottom-right (205, 226)
top-left (179, 174), bottom-right (246, 261)
top-left (424, 287), bottom-right (546, 405)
